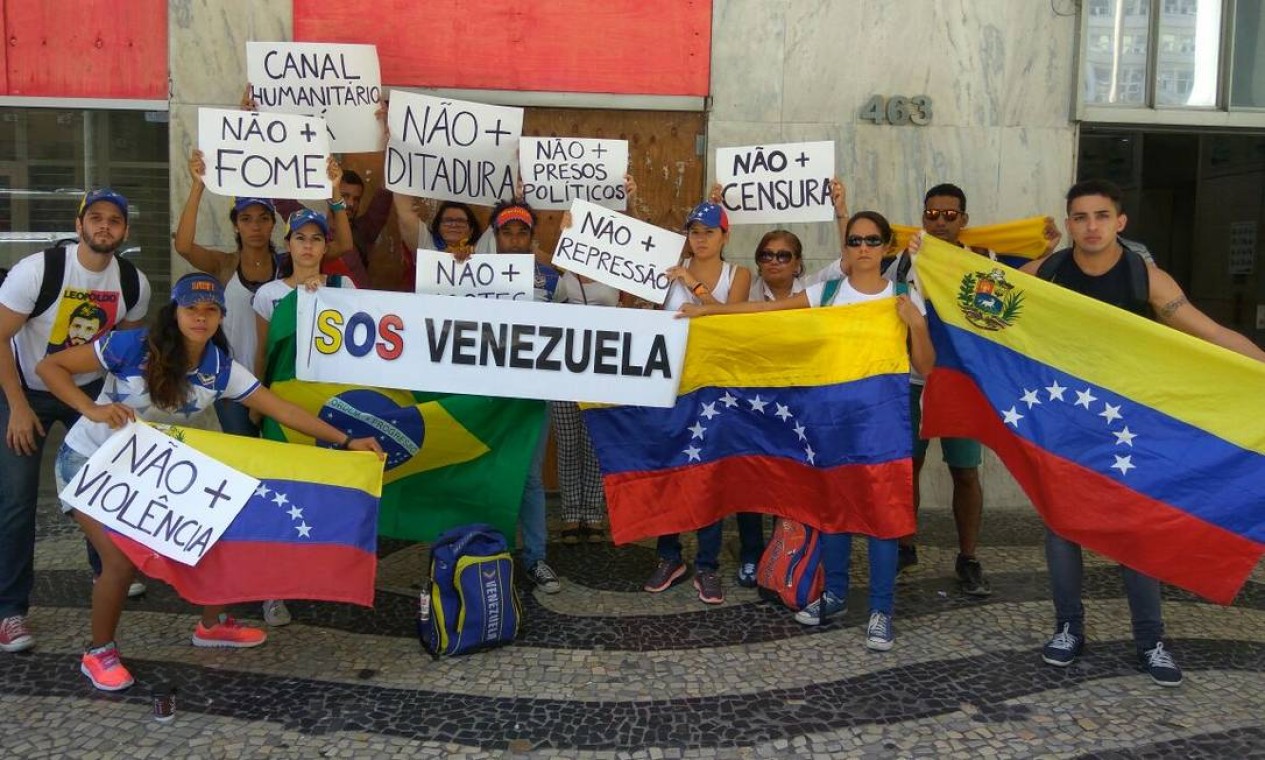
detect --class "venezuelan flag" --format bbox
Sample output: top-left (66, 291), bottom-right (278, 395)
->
top-left (110, 425), bottom-right (384, 607)
top-left (585, 300), bottom-right (915, 545)
top-left (916, 236), bottom-right (1265, 604)
top-left (893, 216), bottom-right (1051, 268)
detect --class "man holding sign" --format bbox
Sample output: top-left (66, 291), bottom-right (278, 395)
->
top-left (36, 273), bottom-right (382, 692)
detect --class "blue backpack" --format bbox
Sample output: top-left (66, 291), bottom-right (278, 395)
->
top-left (418, 524), bottom-right (521, 657)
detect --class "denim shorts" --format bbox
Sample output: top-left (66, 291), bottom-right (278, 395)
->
top-left (54, 444), bottom-right (91, 515)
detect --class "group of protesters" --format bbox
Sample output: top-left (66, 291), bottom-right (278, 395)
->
top-left (2, 101), bottom-right (1264, 695)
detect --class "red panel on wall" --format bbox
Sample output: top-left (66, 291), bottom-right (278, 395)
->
top-left (294, 0), bottom-right (711, 97)
top-left (5, 1), bottom-right (167, 99)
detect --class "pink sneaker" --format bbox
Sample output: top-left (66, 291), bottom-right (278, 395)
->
top-left (0, 615), bottom-right (34, 653)
top-left (191, 616), bottom-right (267, 648)
top-left (80, 642), bottom-right (134, 691)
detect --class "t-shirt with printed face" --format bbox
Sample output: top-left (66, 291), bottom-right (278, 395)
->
top-left (0, 245), bottom-right (151, 390)
top-left (62, 328), bottom-right (260, 458)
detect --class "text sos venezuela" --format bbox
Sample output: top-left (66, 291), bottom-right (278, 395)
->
top-left (314, 309), bottom-right (674, 377)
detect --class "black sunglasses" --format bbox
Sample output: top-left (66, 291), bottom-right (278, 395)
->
top-left (845, 235), bottom-right (886, 248)
top-left (923, 209), bottom-right (963, 222)
top-left (756, 249), bottom-right (796, 264)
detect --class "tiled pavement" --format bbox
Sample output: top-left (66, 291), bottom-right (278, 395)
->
top-left (2, 444), bottom-right (1264, 758)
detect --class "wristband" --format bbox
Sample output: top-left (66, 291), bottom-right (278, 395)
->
top-left (338, 433), bottom-right (353, 450)
top-left (328, 198), bottom-right (348, 213)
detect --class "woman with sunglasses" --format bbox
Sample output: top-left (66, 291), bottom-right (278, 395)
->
top-left (679, 211), bottom-right (932, 650)
top-left (748, 231), bottom-right (806, 302)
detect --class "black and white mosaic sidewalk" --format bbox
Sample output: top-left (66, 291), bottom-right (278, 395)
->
top-left (2, 449), bottom-right (1263, 758)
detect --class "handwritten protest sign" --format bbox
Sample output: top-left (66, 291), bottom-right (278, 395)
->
top-left (296, 288), bottom-right (688, 407)
top-left (520, 137), bottom-right (628, 210)
top-left (59, 422), bottom-right (260, 566)
top-left (414, 252), bottom-right (534, 300)
top-left (551, 200), bottom-right (684, 304)
top-left (198, 108), bottom-right (331, 200)
top-left (385, 91), bottom-right (523, 205)
top-left (716, 141), bottom-right (835, 225)
top-left (247, 42), bottom-right (384, 153)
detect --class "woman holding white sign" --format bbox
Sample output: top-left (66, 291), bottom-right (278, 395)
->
top-left (36, 273), bottom-right (383, 692)
top-left (679, 211), bottom-right (933, 651)
top-left (175, 149), bottom-right (353, 439)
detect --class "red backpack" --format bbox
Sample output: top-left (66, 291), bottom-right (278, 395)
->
top-left (756, 518), bottom-right (825, 610)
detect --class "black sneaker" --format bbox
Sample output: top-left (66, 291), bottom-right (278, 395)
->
top-left (1041, 623), bottom-right (1084, 667)
top-left (643, 559), bottom-right (687, 593)
top-left (897, 544), bottom-right (919, 574)
top-left (529, 561), bottom-right (561, 594)
top-left (694, 570), bottom-right (724, 604)
top-left (955, 554), bottom-right (993, 597)
top-left (1140, 642), bottom-right (1183, 687)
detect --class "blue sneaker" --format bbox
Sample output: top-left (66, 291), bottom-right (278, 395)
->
top-left (1141, 642), bottom-right (1183, 687)
top-left (1041, 623), bottom-right (1084, 667)
top-left (736, 562), bottom-right (758, 588)
top-left (794, 591), bottom-right (846, 626)
top-left (865, 611), bottom-right (894, 651)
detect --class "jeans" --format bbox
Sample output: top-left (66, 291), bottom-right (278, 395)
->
top-left (519, 412), bottom-right (550, 569)
top-left (821, 533), bottom-right (898, 615)
top-left (736, 512), bottom-right (766, 565)
top-left (0, 383), bottom-right (99, 618)
top-left (657, 521), bottom-right (724, 572)
top-left (214, 398), bottom-right (259, 437)
top-left (1045, 530), bottom-right (1164, 652)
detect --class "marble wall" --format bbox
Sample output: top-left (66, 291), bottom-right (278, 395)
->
top-left (167, 0), bottom-right (293, 274)
top-left (709, 0), bottom-right (1081, 508)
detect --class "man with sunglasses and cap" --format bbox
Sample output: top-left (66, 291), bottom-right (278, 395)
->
top-left (891, 184), bottom-right (999, 596)
top-left (0, 188), bottom-right (153, 653)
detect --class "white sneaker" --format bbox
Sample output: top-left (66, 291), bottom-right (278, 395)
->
top-left (127, 581), bottom-right (146, 598)
top-left (262, 599), bottom-right (292, 626)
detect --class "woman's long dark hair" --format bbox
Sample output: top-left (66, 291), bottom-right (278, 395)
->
top-left (144, 302), bottom-right (230, 411)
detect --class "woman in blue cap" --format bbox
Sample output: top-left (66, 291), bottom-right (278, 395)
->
top-left (36, 272), bottom-right (383, 692)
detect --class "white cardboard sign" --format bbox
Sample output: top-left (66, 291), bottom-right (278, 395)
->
top-left (198, 107), bottom-right (332, 200)
top-left (59, 422), bottom-right (260, 566)
top-left (385, 91), bottom-right (523, 205)
top-left (551, 200), bottom-right (685, 305)
top-left (414, 252), bottom-right (534, 300)
top-left (519, 137), bottom-right (629, 210)
top-left (716, 141), bottom-right (835, 224)
top-left (296, 288), bottom-right (688, 407)
top-left (247, 42), bottom-right (385, 154)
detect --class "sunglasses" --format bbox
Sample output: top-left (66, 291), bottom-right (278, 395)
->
top-left (845, 235), bottom-right (886, 249)
top-left (756, 249), bottom-right (796, 264)
top-left (923, 209), bottom-right (963, 222)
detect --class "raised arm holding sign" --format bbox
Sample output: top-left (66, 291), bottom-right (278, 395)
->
top-left (197, 108), bottom-right (332, 200)
top-left (385, 91), bottom-right (523, 206)
top-left (716, 141), bottom-right (836, 225)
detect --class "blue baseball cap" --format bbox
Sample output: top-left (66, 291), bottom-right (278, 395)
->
top-left (285, 208), bottom-right (330, 239)
top-left (233, 197), bottom-right (276, 214)
top-left (78, 188), bottom-right (129, 222)
top-left (171, 272), bottom-right (226, 312)
top-left (684, 201), bottom-right (729, 232)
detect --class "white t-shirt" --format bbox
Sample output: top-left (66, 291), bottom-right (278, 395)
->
top-left (0, 245), bottom-right (151, 391)
top-left (252, 275), bottom-right (356, 324)
top-left (663, 261), bottom-right (739, 311)
top-left (749, 276), bottom-right (806, 302)
top-left (554, 272), bottom-right (620, 307)
top-left (63, 328), bottom-right (259, 457)
top-left (804, 276), bottom-right (926, 312)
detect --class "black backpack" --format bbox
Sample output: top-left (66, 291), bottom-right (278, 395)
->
top-left (1036, 245), bottom-right (1150, 317)
top-left (20, 246), bottom-right (141, 319)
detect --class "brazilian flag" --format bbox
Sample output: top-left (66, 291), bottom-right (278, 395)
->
top-left (260, 290), bottom-right (545, 543)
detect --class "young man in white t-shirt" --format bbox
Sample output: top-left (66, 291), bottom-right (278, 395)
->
top-left (0, 188), bottom-right (152, 653)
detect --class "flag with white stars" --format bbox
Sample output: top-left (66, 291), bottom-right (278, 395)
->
top-left (585, 299), bottom-right (915, 545)
top-left (915, 235), bottom-right (1265, 605)
top-left (108, 425), bottom-right (384, 607)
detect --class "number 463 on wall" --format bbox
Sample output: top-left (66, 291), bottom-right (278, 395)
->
top-left (859, 95), bottom-right (933, 126)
